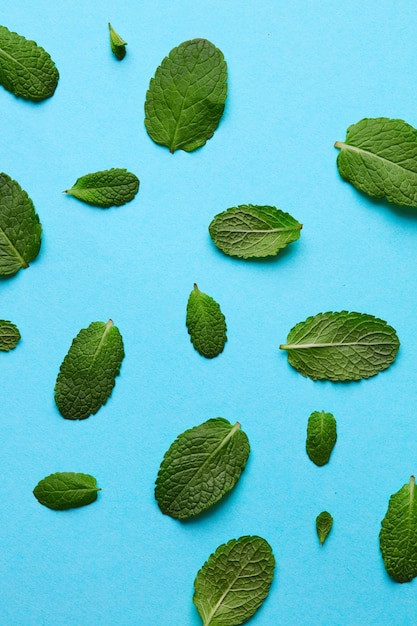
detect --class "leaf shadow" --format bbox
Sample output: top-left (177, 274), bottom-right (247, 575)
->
top-left (352, 187), bottom-right (417, 223)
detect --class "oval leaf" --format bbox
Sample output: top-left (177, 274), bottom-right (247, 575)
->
top-left (193, 535), bottom-right (275, 626)
top-left (0, 173), bottom-right (42, 276)
top-left (108, 23), bottom-right (127, 60)
top-left (306, 410), bottom-right (337, 466)
top-left (55, 319), bottom-right (125, 420)
top-left (33, 472), bottom-right (100, 510)
top-left (65, 168), bottom-right (139, 208)
top-left (209, 205), bottom-right (302, 259)
top-left (145, 38), bottom-right (227, 153)
top-left (335, 117), bottom-right (417, 208)
top-left (380, 476), bottom-right (417, 583)
top-left (280, 311), bottom-right (399, 381)
top-left (0, 320), bottom-right (20, 351)
top-left (155, 418), bottom-right (249, 520)
top-left (186, 284), bottom-right (227, 358)
top-left (0, 24), bottom-right (59, 101)
top-left (316, 511), bottom-right (333, 546)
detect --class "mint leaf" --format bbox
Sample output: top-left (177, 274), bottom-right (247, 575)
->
top-left (335, 117), bottom-right (417, 208)
top-left (316, 511), bottom-right (333, 546)
top-left (209, 205), bottom-right (302, 259)
top-left (145, 38), bottom-right (227, 153)
top-left (280, 311), bottom-right (399, 381)
top-left (306, 410), bottom-right (337, 466)
top-left (0, 173), bottom-right (42, 276)
top-left (108, 23), bottom-right (127, 60)
top-left (380, 476), bottom-right (417, 583)
top-left (193, 535), bottom-right (275, 626)
top-left (0, 24), bottom-right (59, 101)
top-left (65, 168), bottom-right (139, 208)
top-left (33, 472), bottom-right (100, 510)
top-left (155, 418), bottom-right (249, 520)
top-left (55, 319), bottom-right (125, 420)
top-left (186, 284), bottom-right (227, 358)
top-left (0, 320), bottom-right (20, 350)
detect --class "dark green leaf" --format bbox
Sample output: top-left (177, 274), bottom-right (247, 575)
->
top-left (316, 511), bottom-right (333, 545)
top-left (0, 320), bottom-right (20, 350)
top-left (306, 410), bottom-right (337, 466)
top-left (108, 23), bottom-right (127, 60)
top-left (186, 284), bottom-right (227, 358)
top-left (65, 168), bottom-right (139, 208)
top-left (33, 472), bottom-right (100, 510)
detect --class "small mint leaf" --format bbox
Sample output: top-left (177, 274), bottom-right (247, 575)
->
top-left (108, 23), bottom-right (127, 60)
top-left (33, 472), bottom-right (100, 510)
top-left (186, 283), bottom-right (227, 358)
top-left (65, 168), bottom-right (139, 208)
top-left (316, 511), bottom-right (333, 545)
top-left (306, 410), bottom-right (337, 466)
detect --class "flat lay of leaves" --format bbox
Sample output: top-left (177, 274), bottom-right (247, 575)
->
top-left (193, 535), bottom-right (275, 626)
top-left (33, 472), bottom-right (100, 510)
top-left (155, 418), bottom-right (249, 519)
top-left (54, 320), bottom-right (125, 420)
top-left (316, 511), bottom-right (333, 546)
top-left (280, 311), bottom-right (400, 381)
top-left (0, 24), bottom-right (59, 101)
top-left (306, 410), bottom-right (337, 466)
top-left (209, 205), bottom-right (302, 259)
top-left (0, 320), bottom-right (20, 351)
top-left (108, 23), bottom-right (127, 60)
top-left (144, 38), bottom-right (227, 153)
top-left (186, 283), bottom-right (227, 358)
top-left (64, 168), bottom-right (139, 208)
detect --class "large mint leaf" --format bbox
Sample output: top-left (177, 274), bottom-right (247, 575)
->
top-left (193, 535), bottom-right (275, 626)
top-left (145, 38), bottom-right (227, 153)
top-left (306, 410), bottom-right (337, 466)
top-left (155, 418), bottom-right (249, 520)
top-left (335, 117), bottom-right (417, 208)
top-left (209, 205), bottom-right (302, 258)
top-left (0, 320), bottom-right (20, 351)
top-left (0, 173), bottom-right (42, 276)
top-left (33, 472), bottom-right (100, 510)
top-left (0, 25), bottom-right (58, 101)
top-left (65, 168), bottom-right (139, 208)
top-left (380, 476), bottom-right (417, 583)
top-left (186, 284), bottom-right (227, 358)
top-left (280, 311), bottom-right (399, 381)
top-left (55, 320), bottom-right (125, 420)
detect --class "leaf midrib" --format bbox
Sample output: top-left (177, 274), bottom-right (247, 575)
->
top-left (0, 222), bottom-right (28, 269)
top-left (0, 46), bottom-right (43, 82)
top-left (280, 340), bottom-right (394, 350)
top-left (335, 141), bottom-right (417, 175)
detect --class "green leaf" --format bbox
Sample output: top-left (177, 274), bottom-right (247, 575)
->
top-left (0, 320), bottom-right (20, 350)
top-left (145, 38), bottom-right (227, 153)
top-left (335, 117), bottom-right (417, 208)
top-left (306, 410), bottom-right (337, 466)
top-left (209, 205), bottom-right (302, 259)
top-left (33, 472), bottom-right (100, 510)
top-left (186, 284), bottom-right (227, 358)
top-left (193, 535), bottom-right (275, 626)
top-left (108, 23), bottom-right (127, 60)
top-left (155, 418), bottom-right (249, 520)
top-left (65, 168), bottom-right (139, 208)
top-left (0, 24), bottom-right (59, 101)
top-left (55, 319), bottom-right (125, 420)
top-left (316, 511), bottom-right (333, 546)
top-left (380, 476), bottom-right (417, 583)
top-left (280, 311), bottom-right (399, 381)
top-left (0, 173), bottom-right (42, 276)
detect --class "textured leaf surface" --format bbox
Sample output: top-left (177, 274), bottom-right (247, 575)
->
top-left (335, 117), bottom-right (417, 208)
top-left (316, 511), bottom-right (333, 546)
top-left (65, 168), bottom-right (139, 208)
top-left (0, 173), bottom-right (42, 276)
top-left (55, 320), bottom-right (125, 420)
top-left (380, 476), bottom-right (417, 583)
top-left (0, 24), bottom-right (58, 101)
top-left (306, 410), bottom-right (337, 466)
top-left (155, 418), bottom-right (249, 520)
top-left (280, 311), bottom-right (399, 381)
top-left (0, 320), bottom-right (20, 350)
top-left (108, 23), bottom-right (127, 60)
top-left (209, 205), bottom-right (302, 258)
top-left (33, 472), bottom-right (100, 510)
top-left (145, 38), bottom-right (227, 153)
top-left (193, 535), bottom-right (275, 626)
top-left (186, 284), bottom-right (227, 358)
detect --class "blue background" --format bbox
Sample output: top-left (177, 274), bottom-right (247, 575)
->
top-left (1, 1), bottom-right (417, 624)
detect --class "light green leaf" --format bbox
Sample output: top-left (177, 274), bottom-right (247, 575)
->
top-left (33, 472), bottom-right (100, 510)
top-left (380, 476), bottom-right (417, 583)
top-left (335, 117), bottom-right (417, 208)
top-left (306, 410), bottom-right (337, 466)
top-left (65, 168), bottom-right (139, 208)
top-left (186, 284), bottom-right (227, 358)
top-left (108, 23), bottom-right (127, 60)
top-left (0, 320), bottom-right (20, 351)
top-left (0, 173), bottom-right (42, 276)
top-left (155, 418), bottom-right (249, 520)
top-left (145, 38), bottom-right (227, 153)
top-left (0, 24), bottom-right (59, 101)
top-left (209, 205), bottom-right (302, 259)
top-left (55, 319), bottom-right (125, 420)
top-left (280, 311), bottom-right (399, 381)
top-left (193, 535), bottom-right (275, 626)
top-left (316, 511), bottom-right (333, 546)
